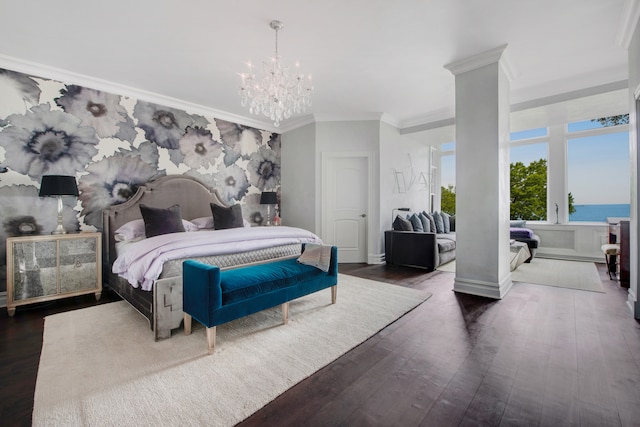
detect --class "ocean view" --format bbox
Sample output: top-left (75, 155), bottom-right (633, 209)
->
top-left (569, 204), bottom-right (630, 222)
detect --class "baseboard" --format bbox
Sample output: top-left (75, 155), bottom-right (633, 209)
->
top-left (453, 275), bottom-right (513, 300)
top-left (0, 291), bottom-right (6, 308)
top-left (369, 253), bottom-right (386, 265)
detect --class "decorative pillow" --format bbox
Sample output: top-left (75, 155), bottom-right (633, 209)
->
top-left (114, 217), bottom-right (195, 241)
top-left (139, 204), bottom-right (186, 238)
top-left (408, 213), bottom-right (424, 232)
top-left (441, 212), bottom-right (451, 233)
top-left (422, 211), bottom-right (436, 233)
top-left (418, 212), bottom-right (431, 232)
top-left (392, 215), bottom-right (413, 231)
top-left (191, 216), bottom-right (214, 229)
top-left (432, 211), bottom-right (445, 234)
top-left (211, 203), bottom-right (244, 230)
top-left (510, 220), bottom-right (527, 228)
top-left (449, 215), bottom-right (456, 232)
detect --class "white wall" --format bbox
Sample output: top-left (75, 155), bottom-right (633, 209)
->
top-left (281, 123), bottom-right (316, 232)
top-left (379, 122), bottom-right (431, 250)
top-left (628, 19), bottom-right (640, 318)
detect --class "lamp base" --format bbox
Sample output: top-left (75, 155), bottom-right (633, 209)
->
top-left (52, 224), bottom-right (67, 235)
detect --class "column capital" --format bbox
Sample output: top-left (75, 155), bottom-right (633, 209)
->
top-left (444, 44), bottom-right (515, 81)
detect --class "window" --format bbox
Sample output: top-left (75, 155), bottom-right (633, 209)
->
top-left (567, 118), bottom-right (630, 222)
top-left (439, 142), bottom-right (455, 215)
top-left (510, 128), bottom-right (548, 221)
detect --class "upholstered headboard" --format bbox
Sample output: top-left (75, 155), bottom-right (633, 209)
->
top-left (102, 175), bottom-right (229, 267)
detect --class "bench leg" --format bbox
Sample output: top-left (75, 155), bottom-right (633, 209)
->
top-left (331, 285), bottom-right (337, 304)
top-left (184, 313), bottom-right (192, 335)
top-left (282, 302), bottom-right (289, 324)
top-left (207, 326), bottom-right (216, 354)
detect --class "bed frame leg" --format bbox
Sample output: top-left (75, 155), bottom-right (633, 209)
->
top-left (207, 327), bottom-right (216, 354)
top-left (331, 285), bottom-right (337, 304)
top-left (184, 314), bottom-right (192, 335)
top-left (282, 302), bottom-right (289, 324)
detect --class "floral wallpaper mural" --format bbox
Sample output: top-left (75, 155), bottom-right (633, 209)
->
top-left (0, 67), bottom-right (281, 293)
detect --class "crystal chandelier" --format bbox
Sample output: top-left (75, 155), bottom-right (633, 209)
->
top-left (239, 20), bottom-right (313, 127)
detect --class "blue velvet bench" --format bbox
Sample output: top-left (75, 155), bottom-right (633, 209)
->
top-left (182, 245), bottom-right (338, 354)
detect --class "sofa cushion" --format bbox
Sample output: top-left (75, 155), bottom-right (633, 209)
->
top-left (437, 238), bottom-right (456, 253)
top-left (418, 212), bottom-right (431, 232)
top-left (510, 220), bottom-right (527, 228)
top-left (393, 215), bottom-right (413, 231)
top-left (220, 258), bottom-right (323, 305)
top-left (408, 213), bottom-right (424, 232)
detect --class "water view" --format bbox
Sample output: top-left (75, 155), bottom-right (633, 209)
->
top-left (569, 204), bottom-right (630, 222)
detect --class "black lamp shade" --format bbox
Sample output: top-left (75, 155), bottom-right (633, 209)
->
top-left (260, 191), bottom-right (278, 204)
top-left (39, 175), bottom-right (79, 197)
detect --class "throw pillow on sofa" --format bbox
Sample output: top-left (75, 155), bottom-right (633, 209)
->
top-left (418, 212), bottom-right (431, 232)
top-left (393, 215), bottom-right (413, 231)
top-left (422, 211), bottom-right (437, 233)
top-left (441, 212), bottom-right (451, 233)
top-left (432, 211), bottom-right (445, 233)
top-left (408, 213), bottom-right (424, 232)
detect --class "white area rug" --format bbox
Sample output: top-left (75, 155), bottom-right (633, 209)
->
top-left (33, 274), bottom-right (431, 426)
top-left (438, 258), bottom-right (604, 292)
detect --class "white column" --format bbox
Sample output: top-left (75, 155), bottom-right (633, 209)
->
top-left (445, 45), bottom-right (513, 299)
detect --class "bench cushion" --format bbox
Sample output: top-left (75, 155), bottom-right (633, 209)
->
top-left (221, 258), bottom-right (323, 305)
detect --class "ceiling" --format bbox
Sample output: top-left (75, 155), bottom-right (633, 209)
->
top-left (0, 0), bottom-right (635, 133)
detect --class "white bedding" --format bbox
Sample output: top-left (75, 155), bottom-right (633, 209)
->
top-left (112, 226), bottom-right (322, 291)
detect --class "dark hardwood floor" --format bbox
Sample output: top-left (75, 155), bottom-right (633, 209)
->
top-left (1, 263), bottom-right (639, 426)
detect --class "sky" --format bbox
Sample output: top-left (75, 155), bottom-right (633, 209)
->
top-left (440, 121), bottom-right (630, 206)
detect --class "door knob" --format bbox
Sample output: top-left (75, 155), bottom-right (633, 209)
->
top-left (360, 213), bottom-right (367, 218)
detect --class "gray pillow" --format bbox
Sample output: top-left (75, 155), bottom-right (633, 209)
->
top-left (422, 211), bottom-right (436, 233)
top-left (432, 211), bottom-right (445, 234)
top-left (418, 212), bottom-right (431, 232)
top-left (211, 203), bottom-right (244, 230)
top-left (393, 215), bottom-right (413, 231)
top-left (510, 220), bottom-right (527, 228)
top-left (441, 212), bottom-right (451, 233)
top-left (408, 213), bottom-right (423, 232)
top-left (139, 203), bottom-right (186, 238)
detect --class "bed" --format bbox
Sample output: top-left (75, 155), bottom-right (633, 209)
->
top-left (102, 175), bottom-right (322, 340)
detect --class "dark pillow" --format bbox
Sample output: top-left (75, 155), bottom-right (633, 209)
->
top-left (139, 203), bottom-right (185, 238)
top-left (422, 211), bottom-right (436, 233)
top-left (392, 215), bottom-right (413, 231)
top-left (432, 211), bottom-right (445, 234)
top-left (408, 213), bottom-right (423, 232)
top-left (418, 212), bottom-right (431, 232)
top-left (211, 203), bottom-right (244, 230)
top-left (449, 215), bottom-right (456, 232)
top-left (441, 212), bottom-right (451, 233)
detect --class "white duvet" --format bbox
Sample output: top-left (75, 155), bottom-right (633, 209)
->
top-left (112, 226), bottom-right (322, 291)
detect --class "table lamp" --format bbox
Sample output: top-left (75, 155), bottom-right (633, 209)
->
top-left (260, 191), bottom-right (278, 226)
top-left (39, 175), bottom-right (79, 234)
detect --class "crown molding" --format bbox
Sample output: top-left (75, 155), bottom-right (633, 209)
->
top-left (616, 0), bottom-right (640, 48)
top-left (0, 54), bottom-right (279, 132)
top-left (444, 44), bottom-right (513, 80)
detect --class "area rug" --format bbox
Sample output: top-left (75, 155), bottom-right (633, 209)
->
top-left (437, 258), bottom-right (604, 292)
top-left (33, 274), bottom-right (431, 426)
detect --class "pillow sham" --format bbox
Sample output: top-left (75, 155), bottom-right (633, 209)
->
top-left (422, 211), bottom-right (436, 233)
top-left (211, 203), bottom-right (244, 230)
top-left (191, 216), bottom-right (214, 229)
top-left (441, 212), bottom-right (451, 233)
top-left (140, 204), bottom-right (186, 238)
top-left (114, 218), bottom-right (196, 241)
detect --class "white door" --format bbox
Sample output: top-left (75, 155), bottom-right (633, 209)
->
top-left (324, 154), bottom-right (369, 263)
